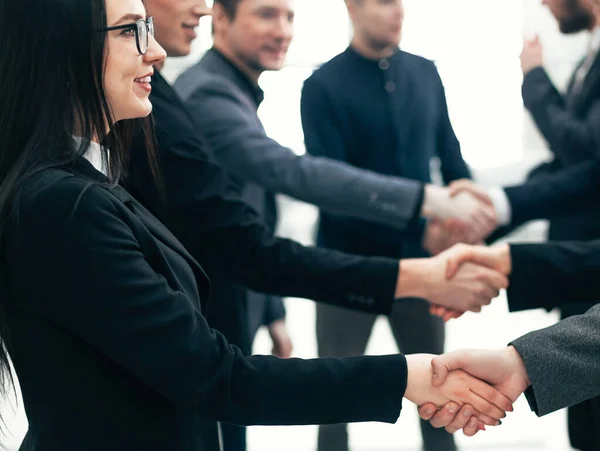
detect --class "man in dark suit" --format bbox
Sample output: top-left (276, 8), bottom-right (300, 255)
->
top-left (448, 3), bottom-right (600, 447)
top-left (520, 0), bottom-right (600, 276)
top-left (131, 1), bottom-right (504, 450)
top-left (298, 1), bottom-right (467, 450)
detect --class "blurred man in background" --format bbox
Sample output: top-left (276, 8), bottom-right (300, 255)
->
top-left (300, 1), bottom-right (467, 450)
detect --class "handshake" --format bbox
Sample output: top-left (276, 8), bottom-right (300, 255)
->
top-left (396, 242), bottom-right (512, 318)
top-left (410, 346), bottom-right (531, 436)
top-left (421, 179), bottom-right (503, 255)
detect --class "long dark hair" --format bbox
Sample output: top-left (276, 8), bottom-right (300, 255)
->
top-left (0, 0), bottom-right (159, 412)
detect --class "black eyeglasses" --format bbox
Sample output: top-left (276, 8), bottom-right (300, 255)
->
top-left (98, 17), bottom-right (154, 55)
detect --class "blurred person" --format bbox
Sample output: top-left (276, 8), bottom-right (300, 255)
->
top-left (126, 0), bottom-right (502, 449)
top-left (0, 0), bottom-right (513, 450)
top-left (446, 0), bottom-right (600, 437)
top-left (299, 0), bottom-right (469, 449)
top-left (168, 1), bottom-right (496, 448)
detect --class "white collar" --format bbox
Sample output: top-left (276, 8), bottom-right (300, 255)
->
top-left (72, 137), bottom-right (108, 176)
top-left (590, 26), bottom-right (600, 54)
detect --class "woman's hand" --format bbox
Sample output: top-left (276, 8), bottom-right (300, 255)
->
top-left (405, 354), bottom-right (513, 427)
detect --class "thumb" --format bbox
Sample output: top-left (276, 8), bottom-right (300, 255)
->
top-left (431, 355), bottom-right (453, 387)
top-left (432, 352), bottom-right (472, 387)
top-left (447, 246), bottom-right (501, 279)
top-left (448, 179), bottom-right (471, 198)
top-left (445, 248), bottom-right (472, 279)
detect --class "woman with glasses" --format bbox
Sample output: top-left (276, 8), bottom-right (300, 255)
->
top-left (0, 0), bottom-right (512, 449)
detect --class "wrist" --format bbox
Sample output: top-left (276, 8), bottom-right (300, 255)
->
top-left (421, 185), bottom-right (445, 218)
top-left (506, 345), bottom-right (530, 386)
top-left (404, 354), bottom-right (431, 405)
top-left (396, 259), bottom-right (430, 299)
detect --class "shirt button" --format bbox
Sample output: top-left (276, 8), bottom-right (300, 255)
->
top-left (379, 59), bottom-right (390, 70)
top-left (385, 81), bottom-right (396, 92)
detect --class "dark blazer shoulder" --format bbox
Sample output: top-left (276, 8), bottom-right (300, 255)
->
top-left (16, 166), bottom-right (112, 217)
top-left (308, 51), bottom-right (351, 82)
top-left (174, 53), bottom-right (242, 103)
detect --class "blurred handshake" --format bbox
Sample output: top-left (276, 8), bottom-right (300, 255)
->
top-left (422, 179), bottom-right (501, 254)
top-left (408, 179), bottom-right (513, 320)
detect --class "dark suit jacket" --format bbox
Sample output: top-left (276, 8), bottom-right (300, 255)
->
top-left (126, 72), bottom-right (402, 341)
top-left (5, 160), bottom-right (407, 451)
top-left (501, 157), bottom-right (600, 229)
top-left (173, 48), bottom-right (424, 234)
top-left (508, 240), bottom-right (600, 313)
top-left (502, 241), bottom-right (600, 417)
top-left (522, 57), bottom-right (600, 241)
top-left (301, 47), bottom-right (470, 259)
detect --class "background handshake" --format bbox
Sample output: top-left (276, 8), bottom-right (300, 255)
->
top-left (407, 179), bottom-right (513, 320)
top-left (402, 180), bottom-right (529, 436)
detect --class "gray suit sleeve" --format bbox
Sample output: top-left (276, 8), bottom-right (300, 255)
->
top-left (183, 82), bottom-right (424, 231)
top-left (511, 304), bottom-right (600, 416)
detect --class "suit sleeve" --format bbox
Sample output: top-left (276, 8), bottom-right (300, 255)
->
top-left (433, 67), bottom-right (471, 184)
top-left (183, 80), bottom-right (424, 231)
top-left (503, 158), bottom-right (600, 225)
top-left (12, 178), bottom-right (406, 426)
top-left (522, 67), bottom-right (600, 165)
top-left (300, 74), bottom-right (423, 241)
top-left (507, 240), bottom-right (600, 312)
top-left (138, 104), bottom-right (399, 316)
top-left (510, 304), bottom-right (600, 416)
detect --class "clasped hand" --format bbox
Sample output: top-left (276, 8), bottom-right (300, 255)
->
top-left (416, 348), bottom-right (531, 435)
top-left (405, 353), bottom-right (514, 436)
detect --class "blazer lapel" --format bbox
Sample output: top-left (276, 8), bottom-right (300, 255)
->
top-left (71, 159), bottom-right (211, 309)
top-left (569, 53), bottom-right (600, 113)
top-left (111, 186), bottom-right (206, 272)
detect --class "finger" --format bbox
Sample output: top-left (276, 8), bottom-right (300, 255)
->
top-left (444, 404), bottom-right (473, 434)
top-left (429, 402), bottom-right (460, 429)
top-left (469, 379), bottom-right (514, 413)
top-left (478, 266), bottom-right (510, 291)
top-left (444, 311), bottom-right (464, 322)
top-left (462, 416), bottom-right (480, 437)
top-left (429, 305), bottom-right (445, 316)
top-left (417, 403), bottom-right (439, 421)
top-left (445, 250), bottom-right (473, 279)
top-left (471, 410), bottom-right (501, 426)
top-left (463, 389), bottom-right (506, 421)
top-left (471, 283), bottom-right (498, 307)
top-left (468, 305), bottom-right (483, 314)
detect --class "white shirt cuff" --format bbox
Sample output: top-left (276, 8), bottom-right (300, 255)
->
top-left (488, 187), bottom-right (512, 226)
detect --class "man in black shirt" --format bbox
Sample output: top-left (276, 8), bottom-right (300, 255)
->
top-left (300, 1), bottom-right (466, 450)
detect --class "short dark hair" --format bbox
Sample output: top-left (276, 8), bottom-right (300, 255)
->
top-left (214, 0), bottom-right (242, 19)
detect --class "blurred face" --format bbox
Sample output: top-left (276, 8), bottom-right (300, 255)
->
top-left (541, 0), bottom-right (595, 33)
top-left (145, 0), bottom-right (212, 57)
top-left (104, 0), bottom-right (166, 122)
top-left (348, 0), bottom-right (404, 50)
top-left (213, 0), bottom-right (295, 73)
